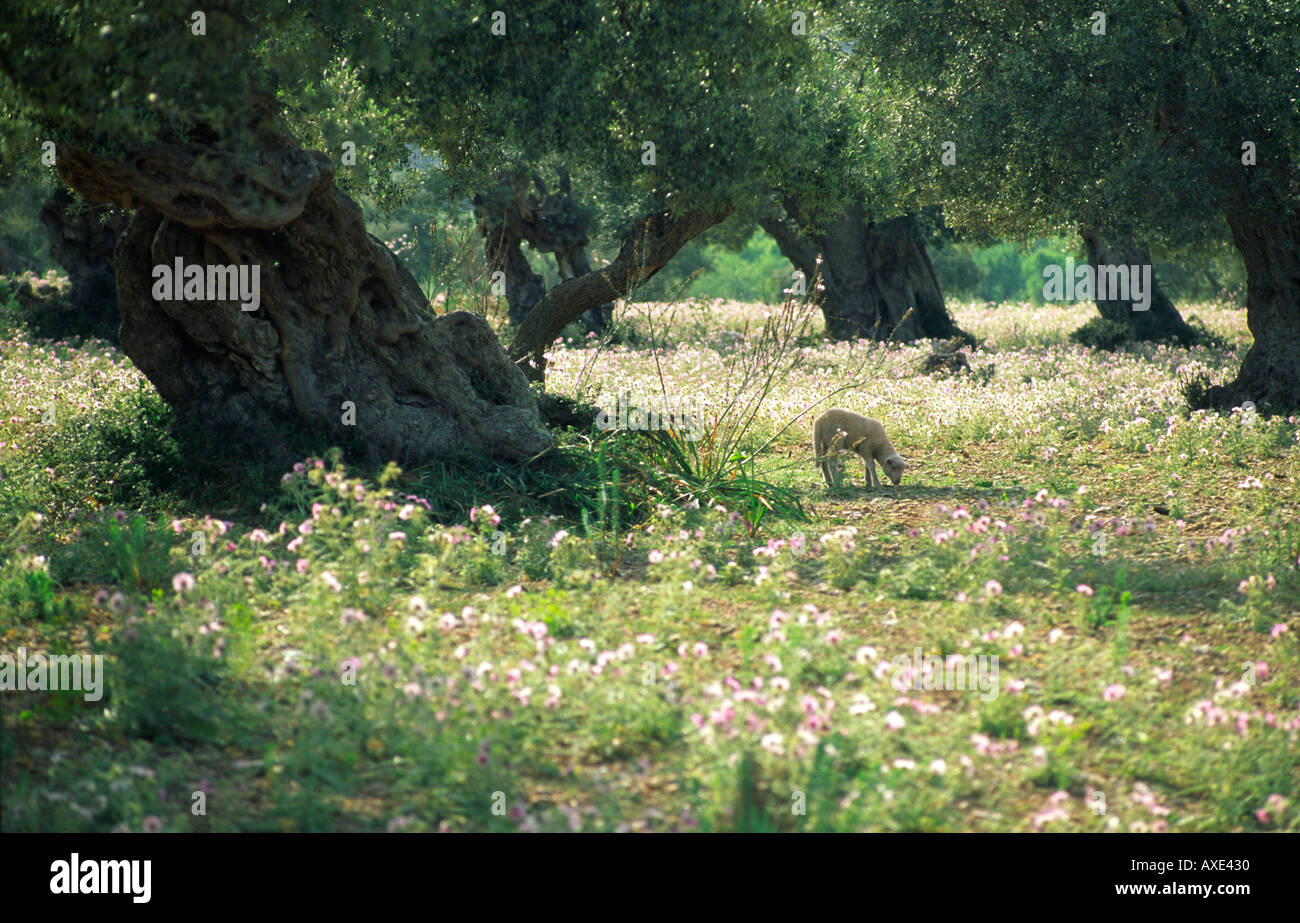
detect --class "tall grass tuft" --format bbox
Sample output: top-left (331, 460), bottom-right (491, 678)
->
top-left (635, 289), bottom-right (817, 530)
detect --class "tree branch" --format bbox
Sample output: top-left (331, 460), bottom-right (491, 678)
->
top-left (508, 207), bottom-right (730, 381)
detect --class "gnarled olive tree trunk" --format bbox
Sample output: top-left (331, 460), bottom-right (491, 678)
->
top-left (1079, 228), bottom-right (1195, 343)
top-left (761, 202), bottom-right (962, 342)
top-left (55, 109), bottom-right (550, 464)
top-left (39, 190), bottom-right (129, 339)
top-left (1208, 186), bottom-right (1300, 410)
top-left (481, 218), bottom-right (546, 327)
top-left (475, 169), bottom-right (613, 334)
top-left (508, 208), bottom-right (730, 381)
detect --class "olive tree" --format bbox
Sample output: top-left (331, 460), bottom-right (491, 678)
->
top-left (844, 0), bottom-right (1300, 405)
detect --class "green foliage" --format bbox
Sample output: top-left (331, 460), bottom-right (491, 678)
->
top-left (1150, 233), bottom-right (1248, 307)
top-left (980, 695), bottom-right (1030, 742)
top-left (845, 0), bottom-right (1300, 246)
top-left (305, 0), bottom-right (866, 236)
top-left (0, 178), bottom-right (55, 270)
top-left (1180, 372), bottom-right (1220, 414)
top-left (1080, 573), bottom-right (1132, 633)
top-left (610, 294), bottom-right (815, 529)
top-left (638, 225), bottom-right (792, 303)
top-left (974, 240), bottom-right (1077, 304)
top-left (1071, 317), bottom-right (1143, 351)
top-left (1, 273), bottom-right (120, 344)
top-left (922, 237), bottom-right (1081, 305)
top-left (930, 235), bottom-right (1241, 317)
top-left (928, 241), bottom-right (983, 299)
top-left (0, 381), bottom-right (184, 533)
top-left (99, 610), bottom-right (231, 744)
top-left (419, 510), bottom-right (508, 589)
top-left (640, 428), bottom-right (806, 529)
top-left (60, 512), bottom-right (175, 593)
top-left (1029, 724), bottom-right (1088, 791)
top-left (0, 553), bottom-right (62, 621)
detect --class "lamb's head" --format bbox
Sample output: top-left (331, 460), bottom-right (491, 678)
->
top-left (881, 453), bottom-right (907, 486)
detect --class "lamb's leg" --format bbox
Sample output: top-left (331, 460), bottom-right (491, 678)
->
top-left (867, 457), bottom-right (880, 488)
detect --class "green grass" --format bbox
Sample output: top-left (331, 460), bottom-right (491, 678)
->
top-left (1, 298), bottom-right (1298, 832)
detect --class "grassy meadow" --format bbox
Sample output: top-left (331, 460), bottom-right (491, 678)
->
top-left (1, 294), bottom-right (1297, 833)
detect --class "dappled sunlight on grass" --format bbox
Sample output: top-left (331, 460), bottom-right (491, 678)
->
top-left (2, 300), bottom-right (1296, 833)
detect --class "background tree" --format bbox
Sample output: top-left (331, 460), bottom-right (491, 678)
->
top-left (745, 28), bottom-right (967, 344)
top-left (1077, 227), bottom-right (1194, 345)
top-left (38, 189), bottom-right (128, 341)
top-left (363, 1), bottom-right (868, 380)
top-left (844, 0), bottom-right (1300, 407)
top-left (761, 203), bottom-right (964, 341)
top-left (474, 167), bottom-right (612, 332)
top-left (0, 0), bottom-right (557, 463)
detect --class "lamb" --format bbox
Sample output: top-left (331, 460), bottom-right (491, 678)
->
top-left (813, 408), bottom-right (907, 488)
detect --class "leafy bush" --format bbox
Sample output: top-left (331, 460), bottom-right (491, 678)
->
top-left (100, 609), bottom-right (231, 744)
top-left (55, 512), bottom-right (176, 592)
top-left (1070, 317), bottom-right (1140, 350)
top-left (0, 553), bottom-right (62, 622)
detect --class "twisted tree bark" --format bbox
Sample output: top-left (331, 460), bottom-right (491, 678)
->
top-left (475, 169), bottom-right (613, 332)
top-left (508, 207), bottom-right (730, 381)
top-left (38, 190), bottom-right (129, 340)
top-left (56, 103), bottom-right (550, 464)
top-left (1079, 227), bottom-right (1195, 343)
top-left (761, 203), bottom-right (963, 342)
